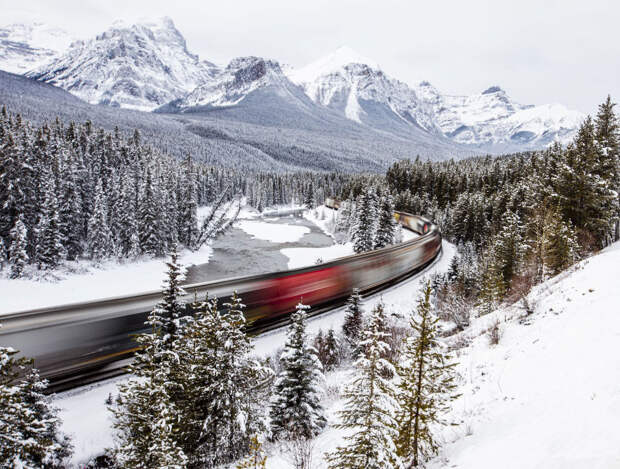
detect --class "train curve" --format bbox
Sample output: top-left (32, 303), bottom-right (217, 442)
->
top-left (0, 199), bottom-right (441, 392)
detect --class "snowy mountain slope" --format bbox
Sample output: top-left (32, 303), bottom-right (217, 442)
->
top-left (168, 56), bottom-right (298, 109)
top-left (291, 47), bottom-right (584, 150)
top-left (160, 53), bottom-right (466, 162)
top-left (288, 46), bottom-right (442, 137)
top-left (426, 242), bottom-right (620, 469)
top-left (0, 22), bottom-right (75, 74)
top-left (2, 70), bottom-right (457, 171)
top-left (27, 17), bottom-right (219, 111)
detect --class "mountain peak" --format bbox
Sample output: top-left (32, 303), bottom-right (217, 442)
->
top-left (289, 46), bottom-right (379, 84)
top-left (482, 85), bottom-right (504, 95)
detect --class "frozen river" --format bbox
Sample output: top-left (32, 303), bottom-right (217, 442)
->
top-left (184, 214), bottom-right (334, 283)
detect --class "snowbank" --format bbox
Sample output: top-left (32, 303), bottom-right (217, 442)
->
top-left (235, 219), bottom-right (311, 243)
top-left (0, 245), bottom-right (212, 314)
top-left (281, 243), bottom-right (355, 269)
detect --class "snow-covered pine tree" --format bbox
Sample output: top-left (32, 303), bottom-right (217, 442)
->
top-left (113, 250), bottom-right (188, 467)
top-left (374, 194), bottom-right (397, 249)
top-left (325, 303), bottom-right (402, 469)
top-left (0, 346), bottom-right (72, 468)
top-left (542, 207), bottom-right (579, 277)
top-left (117, 170), bottom-right (139, 257)
top-left (236, 435), bottom-right (267, 469)
top-left (113, 341), bottom-right (188, 468)
top-left (0, 237), bottom-right (6, 270)
top-left (594, 96), bottom-right (620, 242)
top-left (304, 182), bottom-right (315, 208)
top-left (554, 117), bottom-right (616, 248)
top-left (395, 282), bottom-right (459, 467)
top-left (477, 248), bottom-right (505, 315)
top-left (151, 245), bottom-right (186, 348)
top-left (342, 289), bottom-right (364, 348)
top-left (36, 171), bottom-right (64, 269)
top-left (334, 199), bottom-right (353, 243)
top-left (8, 216), bottom-right (28, 278)
top-left (164, 292), bottom-right (271, 467)
top-left (322, 329), bottom-right (340, 372)
top-left (351, 189), bottom-right (378, 253)
top-left (58, 152), bottom-right (83, 260)
top-left (139, 166), bottom-right (166, 257)
top-left (270, 301), bottom-right (326, 441)
top-left (87, 178), bottom-right (113, 261)
top-left (178, 155), bottom-right (199, 249)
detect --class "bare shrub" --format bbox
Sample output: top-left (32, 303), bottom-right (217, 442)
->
top-left (283, 436), bottom-right (314, 469)
top-left (487, 319), bottom-right (503, 346)
top-left (436, 286), bottom-right (472, 332)
top-left (446, 333), bottom-right (472, 353)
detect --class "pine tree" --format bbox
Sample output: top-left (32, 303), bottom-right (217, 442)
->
top-left (36, 172), bottom-right (64, 269)
top-left (87, 178), bottom-right (113, 261)
top-left (185, 292), bottom-right (271, 466)
top-left (395, 282), bottom-right (459, 467)
top-left (325, 303), bottom-right (402, 469)
top-left (594, 95), bottom-right (620, 242)
top-left (351, 189), bottom-right (377, 253)
top-left (151, 246), bottom-right (186, 348)
top-left (113, 251), bottom-right (188, 467)
top-left (374, 194), bottom-right (397, 249)
top-left (542, 208), bottom-right (579, 277)
top-left (58, 153), bottom-right (82, 260)
top-left (139, 166), bottom-right (165, 257)
top-left (8, 216), bottom-right (28, 278)
top-left (0, 346), bottom-right (72, 468)
top-left (342, 289), bottom-right (364, 349)
top-left (179, 155), bottom-right (199, 249)
top-left (0, 237), bottom-right (6, 270)
top-left (322, 328), bottom-right (340, 372)
top-left (270, 301), bottom-right (326, 441)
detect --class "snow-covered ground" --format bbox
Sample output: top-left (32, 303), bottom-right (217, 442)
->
top-left (265, 241), bottom-right (620, 468)
top-left (426, 242), bottom-right (620, 469)
top-left (235, 219), bottom-right (311, 243)
top-left (0, 245), bottom-right (213, 315)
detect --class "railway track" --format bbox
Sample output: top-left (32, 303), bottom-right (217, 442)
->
top-left (0, 203), bottom-right (441, 393)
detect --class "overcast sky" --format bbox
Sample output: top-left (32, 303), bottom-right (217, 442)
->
top-left (3, 0), bottom-right (618, 113)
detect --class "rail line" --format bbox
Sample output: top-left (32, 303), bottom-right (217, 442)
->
top-left (0, 200), bottom-right (441, 393)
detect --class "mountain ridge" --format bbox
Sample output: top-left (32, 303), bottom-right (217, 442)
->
top-left (0, 19), bottom-right (585, 155)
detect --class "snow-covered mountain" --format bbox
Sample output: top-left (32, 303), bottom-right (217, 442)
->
top-left (288, 46), bottom-right (441, 136)
top-left (290, 47), bottom-right (584, 149)
top-left (1, 17), bottom-right (584, 154)
top-left (169, 56), bottom-right (296, 109)
top-left (0, 22), bottom-right (75, 74)
top-left (416, 82), bottom-right (584, 148)
top-left (27, 17), bottom-right (219, 111)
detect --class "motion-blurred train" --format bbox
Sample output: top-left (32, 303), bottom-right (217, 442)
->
top-left (0, 199), bottom-right (441, 390)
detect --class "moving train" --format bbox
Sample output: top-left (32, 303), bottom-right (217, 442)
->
top-left (0, 200), bottom-right (441, 389)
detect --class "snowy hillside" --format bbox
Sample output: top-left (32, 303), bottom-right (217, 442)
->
top-left (261, 241), bottom-right (620, 468)
top-left (0, 22), bottom-right (74, 74)
top-left (427, 242), bottom-right (620, 468)
top-left (27, 17), bottom-right (218, 111)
